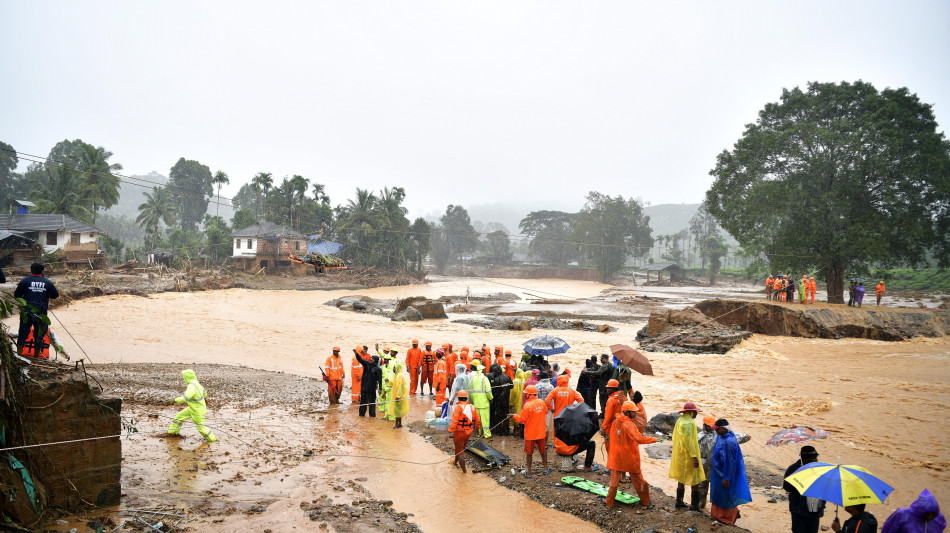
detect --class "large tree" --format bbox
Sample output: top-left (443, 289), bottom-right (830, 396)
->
top-left (706, 81), bottom-right (950, 303)
top-left (689, 202), bottom-right (721, 268)
top-left (573, 192), bottom-right (654, 281)
top-left (439, 205), bottom-right (478, 272)
top-left (26, 163), bottom-right (93, 222)
top-left (167, 157), bottom-right (213, 231)
top-left (0, 141), bottom-right (26, 210)
top-left (212, 170), bottom-right (229, 216)
top-left (408, 217), bottom-right (431, 273)
top-left (136, 186), bottom-right (179, 235)
top-left (518, 210), bottom-right (577, 267)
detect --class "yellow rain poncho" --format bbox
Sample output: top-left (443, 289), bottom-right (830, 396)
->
top-left (509, 369), bottom-right (525, 412)
top-left (380, 358), bottom-right (396, 421)
top-left (669, 414), bottom-right (705, 485)
top-left (392, 362), bottom-right (409, 418)
top-left (167, 369), bottom-right (216, 442)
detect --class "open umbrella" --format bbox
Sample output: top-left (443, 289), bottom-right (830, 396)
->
top-left (554, 402), bottom-right (599, 447)
top-left (785, 462), bottom-right (894, 507)
top-left (609, 344), bottom-right (654, 376)
top-left (766, 426), bottom-right (831, 447)
top-left (523, 335), bottom-right (570, 356)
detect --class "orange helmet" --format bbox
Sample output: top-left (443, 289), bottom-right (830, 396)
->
top-left (424, 341), bottom-right (432, 346)
top-left (332, 346), bottom-right (340, 352)
top-left (354, 345), bottom-right (362, 352)
top-left (504, 350), bottom-right (511, 356)
top-left (524, 385), bottom-right (538, 396)
top-left (412, 339), bottom-right (418, 344)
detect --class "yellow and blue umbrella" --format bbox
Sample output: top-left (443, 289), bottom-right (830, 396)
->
top-left (784, 462), bottom-right (894, 507)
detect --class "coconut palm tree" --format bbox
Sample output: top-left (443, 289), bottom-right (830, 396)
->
top-left (136, 186), bottom-right (179, 234)
top-left (28, 164), bottom-right (94, 223)
top-left (77, 144), bottom-right (122, 224)
top-left (212, 170), bottom-right (229, 216)
top-left (251, 172), bottom-right (273, 219)
top-left (288, 174), bottom-right (309, 230)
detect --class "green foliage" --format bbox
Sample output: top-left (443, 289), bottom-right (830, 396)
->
top-left (518, 210), bottom-right (577, 267)
top-left (166, 228), bottom-right (203, 259)
top-left (232, 183), bottom-right (261, 214)
top-left (211, 170), bottom-right (229, 216)
top-left (99, 234), bottom-right (124, 263)
top-left (231, 208), bottom-right (257, 231)
top-left (486, 230), bottom-right (511, 264)
top-left (439, 205), bottom-right (478, 267)
top-left (707, 81), bottom-right (950, 303)
top-left (0, 141), bottom-right (27, 210)
top-left (334, 187), bottom-right (412, 268)
top-left (76, 144), bottom-right (123, 223)
top-left (167, 157), bottom-right (213, 231)
top-left (869, 268), bottom-right (950, 292)
top-left (689, 203), bottom-right (721, 268)
top-left (573, 192), bottom-right (654, 282)
top-left (203, 214), bottom-right (231, 264)
top-left (136, 186), bottom-right (179, 233)
top-left (702, 235), bottom-right (728, 284)
top-left (26, 163), bottom-right (94, 223)
top-left (408, 217), bottom-right (431, 272)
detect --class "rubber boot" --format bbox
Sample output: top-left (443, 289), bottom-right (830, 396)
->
top-left (690, 486), bottom-right (701, 512)
top-left (675, 486), bottom-right (687, 509)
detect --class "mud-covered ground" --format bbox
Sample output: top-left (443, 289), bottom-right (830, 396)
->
top-left (45, 363), bottom-right (422, 533)
top-left (407, 419), bottom-right (753, 533)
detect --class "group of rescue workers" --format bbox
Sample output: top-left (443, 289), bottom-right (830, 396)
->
top-left (766, 274), bottom-right (888, 306)
top-left (315, 339), bottom-right (757, 524)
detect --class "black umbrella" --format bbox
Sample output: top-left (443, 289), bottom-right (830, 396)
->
top-left (554, 402), bottom-right (599, 447)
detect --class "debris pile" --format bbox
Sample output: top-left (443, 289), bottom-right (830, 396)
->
top-left (636, 306), bottom-right (752, 354)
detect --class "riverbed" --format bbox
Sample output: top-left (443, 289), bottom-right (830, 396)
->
top-left (20, 277), bottom-right (950, 532)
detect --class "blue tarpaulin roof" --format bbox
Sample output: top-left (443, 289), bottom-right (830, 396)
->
top-left (307, 238), bottom-right (344, 255)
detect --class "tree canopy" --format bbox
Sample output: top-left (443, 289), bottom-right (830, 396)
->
top-left (706, 81), bottom-right (950, 302)
top-left (518, 210), bottom-right (577, 267)
top-left (168, 158), bottom-right (213, 231)
top-left (573, 192), bottom-right (654, 281)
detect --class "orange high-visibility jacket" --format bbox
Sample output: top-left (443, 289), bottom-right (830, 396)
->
top-left (406, 347), bottom-right (422, 370)
top-left (514, 397), bottom-right (549, 440)
top-left (351, 356), bottom-right (364, 381)
top-left (449, 401), bottom-right (481, 436)
top-left (606, 414), bottom-right (657, 474)
top-left (325, 354), bottom-right (345, 380)
top-left (545, 376), bottom-right (584, 416)
top-left (601, 390), bottom-right (628, 433)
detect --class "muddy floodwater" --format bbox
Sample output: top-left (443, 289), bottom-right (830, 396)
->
top-left (20, 277), bottom-right (950, 532)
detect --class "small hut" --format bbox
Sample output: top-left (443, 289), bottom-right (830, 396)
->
top-left (643, 262), bottom-right (686, 282)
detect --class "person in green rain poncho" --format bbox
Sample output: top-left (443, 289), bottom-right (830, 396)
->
top-left (167, 369), bottom-right (216, 442)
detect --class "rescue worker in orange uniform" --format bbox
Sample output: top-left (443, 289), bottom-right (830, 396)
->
top-left (444, 344), bottom-right (458, 391)
top-left (503, 350), bottom-right (516, 380)
top-left (324, 347), bottom-right (345, 404)
top-left (493, 346), bottom-right (506, 372)
top-left (605, 401), bottom-right (657, 508)
top-left (350, 345), bottom-right (364, 404)
top-left (434, 348), bottom-right (448, 408)
top-left (448, 390), bottom-right (481, 473)
top-left (545, 374), bottom-right (584, 417)
top-left (480, 348), bottom-right (492, 375)
top-left (513, 385), bottom-right (551, 478)
top-left (420, 341), bottom-right (436, 396)
top-left (875, 280), bottom-right (886, 306)
top-left (601, 379), bottom-right (627, 453)
top-left (406, 340), bottom-right (423, 395)
top-left (765, 275), bottom-right (774, 301)
top-left (458, 347), bottom-right (471, 368)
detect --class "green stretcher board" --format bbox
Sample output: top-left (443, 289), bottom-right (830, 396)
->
top-left (561, 475), bottom-right (640, 505)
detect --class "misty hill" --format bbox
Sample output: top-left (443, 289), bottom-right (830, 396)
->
top-left (642, 203), bottom-right (699, 236)
top-left (104, 171), bottom-right (234, 222)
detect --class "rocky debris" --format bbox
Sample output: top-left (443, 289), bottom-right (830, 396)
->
top-left (436, 292), bottom-right (521, 303)
top-left (301, 494), bottom-right (421, 533)
top-left (694, 299), bottom-right (950, 340)
top-left (324, 296), bottom-right (389, 316)
top-left (391, 307), bottom-right (424, 322)
top-left (390, 297), bottom-right (447, 320)
top-left (452, 316), bottom-right (615, 333)
top-left (637, 306), bottom-right (752, 354)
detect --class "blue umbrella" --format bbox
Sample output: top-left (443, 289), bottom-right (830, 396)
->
top-left (784, 462), bottom-right (894, 507)
top-left (522, 335), bottom-right (570, 356)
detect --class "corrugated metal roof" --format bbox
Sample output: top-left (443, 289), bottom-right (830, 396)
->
top-left (642, 262), bottom-right (682, 271)
top-left (231, 221), bottom-right (306, 239)
top-left (0, 214), bottom-right (101, 233)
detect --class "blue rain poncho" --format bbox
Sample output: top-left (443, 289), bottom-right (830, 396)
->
top-left (710, 430), bottom-right (752, 510)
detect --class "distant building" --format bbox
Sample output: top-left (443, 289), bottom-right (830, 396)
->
top-left (231, 221), bottom-right (308, 271)
top-left (642, 262), bottom-right (686, 282)
top-left (0, 209), bottom-right (105, 268)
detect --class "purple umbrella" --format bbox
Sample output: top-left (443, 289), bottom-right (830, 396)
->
top-left (766, 426), bottom-right (831, 447)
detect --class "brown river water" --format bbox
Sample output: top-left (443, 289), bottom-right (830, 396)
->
top-left (13, 277), bottom-right (950, 532)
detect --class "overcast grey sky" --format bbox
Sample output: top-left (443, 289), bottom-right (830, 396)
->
top-left (2, 1), bottom-right (948, 220)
